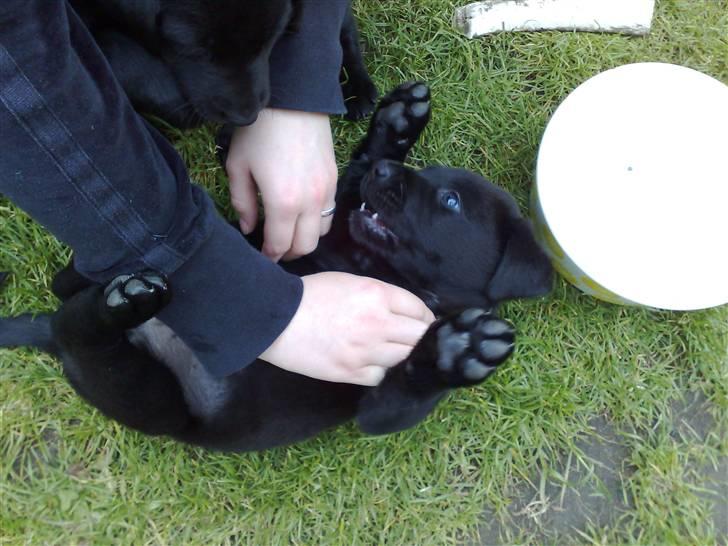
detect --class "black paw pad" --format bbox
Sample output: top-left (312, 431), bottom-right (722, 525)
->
top-left (435, 308), bottom-right (514, 387)
top-left (370, 81), bottom-right (431, 156)
top-left (378, 102), bottom-right (409, 133)
top-left (102, 271), bottom-right (170, 329)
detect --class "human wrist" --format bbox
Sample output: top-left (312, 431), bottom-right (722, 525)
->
top-left (157, 215), bottom-right (303, 377)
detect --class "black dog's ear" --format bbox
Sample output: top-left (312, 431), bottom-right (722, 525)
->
top-left (486, 219), bottom-right (553, 303)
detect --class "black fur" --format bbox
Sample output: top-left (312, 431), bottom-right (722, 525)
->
top-left (68, 0), bottom-right (377, 127)
top-left (0, 83), bottom-right (552, 450)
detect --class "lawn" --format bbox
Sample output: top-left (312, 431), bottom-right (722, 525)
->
top-left (1, 0), bottom-right (727, 544)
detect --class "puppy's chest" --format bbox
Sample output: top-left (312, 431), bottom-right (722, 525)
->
top-left (304, 239), bottom-right (397, 279)
top-left (347, 249), bottom-right (378, 274)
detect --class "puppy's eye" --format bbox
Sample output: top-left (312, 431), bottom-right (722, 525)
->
top-left (439, 191), bottom-right (461, 213)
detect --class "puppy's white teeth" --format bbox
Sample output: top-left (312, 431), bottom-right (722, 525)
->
top-left (360, 202), bottom-right (367, 211)
top-left (372, 213), bottom-right (379, 220)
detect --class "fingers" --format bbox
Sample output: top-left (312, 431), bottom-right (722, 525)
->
top-left (319, 201), bottom-right (335, 237)
top-left (228, 167), bottom-right (259, 235)
top-left (282, 209), bottom-right (323, 261)
top-left (279, 175), bottom-right (337, 261)
top-left (352, 365), bottom-right (387, 387)
top-left (348, 319), bottom-right (429, 386)
top-left (351, 343), bottom-right (414, 385)
top-left (318, 174), bottom-right (337, 238)
top-left (385, 315), bottom-right (430, 346)
top-left (261, 198), bottom-right (298, 262)
top-left (383, 283), bottom-right (437, 323)
top-left (282, 200), bottom-right (337, 261)
top-left (369, 342), bottom-right (416, 367)
top-left (225, 109), bottom-right (338, 260)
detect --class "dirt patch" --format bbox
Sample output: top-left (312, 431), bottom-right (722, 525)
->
top-left (475, 390), bottom-right (727, 544)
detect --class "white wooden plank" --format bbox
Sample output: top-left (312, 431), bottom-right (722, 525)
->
top-left (454, 0), bottom-right (656, 38)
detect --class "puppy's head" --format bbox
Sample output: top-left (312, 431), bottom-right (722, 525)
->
top-left (157, 0), bottom-right (298, 125)
top-left (348, 161), bottom-right (553, 312)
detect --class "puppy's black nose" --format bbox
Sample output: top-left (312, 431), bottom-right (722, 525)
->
top-left (366, 160), bottom-right (405, 212)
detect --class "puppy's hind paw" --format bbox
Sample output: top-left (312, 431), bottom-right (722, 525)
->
top-left (101, 271), bottom-right (171, 330)
top-left (435, 308), bottom-right (514, 387)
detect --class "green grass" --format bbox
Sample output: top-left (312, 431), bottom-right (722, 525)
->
top-left (2, 0), bottom-right (727, 544)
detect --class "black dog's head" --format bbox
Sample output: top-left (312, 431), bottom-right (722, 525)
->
top-left (157, 0), bottom-right (299, 125)
top-left (348, 160), bottom-right (553, 312)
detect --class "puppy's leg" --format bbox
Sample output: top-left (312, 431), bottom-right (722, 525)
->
top-left (353, 81), bottom-right (431, 163)
top-left (51, 259), bottom-right (93, 301)
top-left (340, 5), bottom-right (378, 121)
top-left (53, 272), bottom-right (191, 435)
top-left (356, 309), bottom-right (514, 434)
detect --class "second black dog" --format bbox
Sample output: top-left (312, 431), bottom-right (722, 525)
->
top-left (69, 0), bottom-right (378, 127)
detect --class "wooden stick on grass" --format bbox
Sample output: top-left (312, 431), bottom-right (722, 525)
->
top-left (454, 0), bottom-right (656, 38)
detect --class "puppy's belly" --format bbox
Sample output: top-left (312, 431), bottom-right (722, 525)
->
top-left (128, 319), bottom-right (231, 419)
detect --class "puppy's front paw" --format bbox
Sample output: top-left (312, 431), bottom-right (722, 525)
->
top-left (363, 82), bottom-right (431, 162)
top-left (434, 309), bottom-right (514, 387)
top-left (101, 271), bottom-right (170, 329)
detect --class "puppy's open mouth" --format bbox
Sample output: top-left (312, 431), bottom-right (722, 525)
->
top-left (350, 202), bottom-right (400, 248)
top-left (358, 202), bottom-right (399, 243)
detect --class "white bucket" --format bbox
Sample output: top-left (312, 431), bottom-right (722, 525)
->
top-left (531, 63), bottom-right (728, 311)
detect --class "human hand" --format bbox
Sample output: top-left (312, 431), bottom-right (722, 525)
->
top-left (224, 108), bottom-right (338, 262)
top-left (259, 272), bottom-right (436, 386)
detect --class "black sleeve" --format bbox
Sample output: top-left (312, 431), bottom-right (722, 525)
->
top-left (0, 0), bottom-right (302, 377)
top-left (267, 0), bottom-right (349, 114)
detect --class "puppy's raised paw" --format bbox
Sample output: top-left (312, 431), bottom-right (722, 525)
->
top-left (360, 82), bottom-right (431, 162)
top-left (101, 271), bottom-right (171, 330)
top-left (435, 308), bottom-right (514, 387)
top-left (374, 82), bottom-right (430, 151)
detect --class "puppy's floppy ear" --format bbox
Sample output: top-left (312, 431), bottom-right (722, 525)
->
top-left (486, 219), bottom-right (553, 303)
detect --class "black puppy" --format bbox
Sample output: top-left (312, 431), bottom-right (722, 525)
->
top-left (0, 84), bottom-right (552, 451)
top-left (69, 0), bottom-right (378, 127)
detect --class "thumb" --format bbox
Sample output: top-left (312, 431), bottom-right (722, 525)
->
top-left (354, 365), bottom-right (387, 387)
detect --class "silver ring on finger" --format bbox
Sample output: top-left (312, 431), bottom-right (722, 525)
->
top-left (320, 205), bottom-right (336, 218)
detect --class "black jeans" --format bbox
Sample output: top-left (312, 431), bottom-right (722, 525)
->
top-left (0, 1), bottom-right (309, 376)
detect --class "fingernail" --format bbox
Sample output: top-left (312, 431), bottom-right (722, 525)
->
top-left (240, 220), bottom-right (251, 234)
